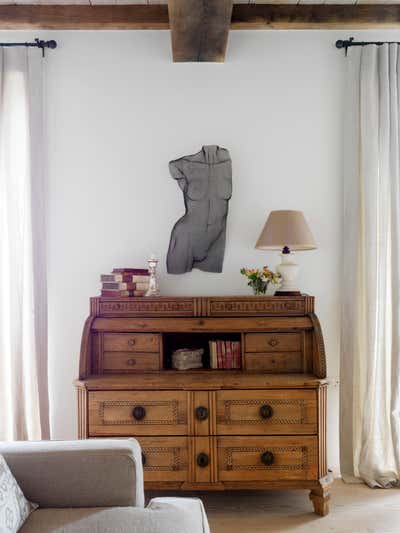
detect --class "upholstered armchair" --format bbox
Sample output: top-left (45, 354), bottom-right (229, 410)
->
top-left (0, 439), bottom-right (210, 533)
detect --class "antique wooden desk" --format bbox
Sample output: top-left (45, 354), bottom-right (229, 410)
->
top-left (75, 295), bottom-right (332, 515)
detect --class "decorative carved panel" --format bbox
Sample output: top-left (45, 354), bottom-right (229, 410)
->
top-left (142, 447), bottom-right (184, 472)
top-left (98, 399), bottom-right (185, 425)
top-left (207, 298), bottom-right (307, 317)
top-left (223, 446), bottom-right (308, 472)
top-left (99, 299), bottom-right (196, 317)
top-left (219, 399), bottom-right (307, 426)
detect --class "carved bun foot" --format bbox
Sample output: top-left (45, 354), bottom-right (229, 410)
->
top-left (309, 489), bottom-right (330, 516)
top-left (309, 473), bottom-right (333, 516)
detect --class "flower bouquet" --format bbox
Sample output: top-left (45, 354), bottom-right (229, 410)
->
top-left (240, 266), bottom-right (281, 296)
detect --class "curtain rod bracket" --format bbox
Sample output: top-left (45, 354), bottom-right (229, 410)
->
top-left (35, 38), bottom-right (57, 57)
top-left (336, 37), bottom-right (354, 56)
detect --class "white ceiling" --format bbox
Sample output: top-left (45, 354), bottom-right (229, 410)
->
top-left (0, 0), bottom-right (398, 5)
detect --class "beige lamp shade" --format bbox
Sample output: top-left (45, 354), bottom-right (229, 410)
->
top-left (255, 210), bottom-right (317, 251)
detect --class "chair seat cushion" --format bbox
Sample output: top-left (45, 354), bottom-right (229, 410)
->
top-left (20, 498), bottom-right (209, 533)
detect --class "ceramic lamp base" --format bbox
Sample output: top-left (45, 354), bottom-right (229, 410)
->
top-left (275, 252), bottom-right (301, 296)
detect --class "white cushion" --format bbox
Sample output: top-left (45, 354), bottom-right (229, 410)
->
top-left (0, 455), bottom-right (36, 533)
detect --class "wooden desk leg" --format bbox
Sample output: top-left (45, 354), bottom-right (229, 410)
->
top-left (309, 473), bottom-right (333, 516)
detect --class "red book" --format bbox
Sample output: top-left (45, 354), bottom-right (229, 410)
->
top-left (225, 341), bottom-right (233, 370)
top-left (230, 341), bottom-right (236, 369)
top-left (112, 268), bottom-right (149, 275)
top-left (101, 290), bottom-right (147, 297)
top-left (231, 341), bottom-right (236, 369)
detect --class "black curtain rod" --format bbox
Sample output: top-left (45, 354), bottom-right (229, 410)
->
top-left (336, 36), bottom-right (400, 56)
top-left (0, 38), bottom-right (57, 57)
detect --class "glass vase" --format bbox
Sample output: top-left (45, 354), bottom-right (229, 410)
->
top-left (251, 280), bottom-right (268, 296)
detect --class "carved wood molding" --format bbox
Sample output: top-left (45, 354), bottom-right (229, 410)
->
top-left (99, 299), bottom-right (195, 317)
top-left (207, 298), bottom-right (308, 317)
top-left (93, 295), bottom-right (314, 318)
top-left (142, 447), bottom-right (185, 471)
top-left (77, 388), bottom-right (88, 439)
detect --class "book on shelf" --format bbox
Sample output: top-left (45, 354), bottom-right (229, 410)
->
top-left (102, 282), bottom-right (150, 291)
top-left (209, 341), bottom-right (218, 369)
top-left (221, 342), bottom-right (226, 369)
top-left (112, 268), bottom-right (149, 275)
top-left (217, 341), bottom-right (222, 369)
top-left (226, 341), bottom-right (232, 370)
top-left (233, 341), bottom-right (241, 369)
top-left (101, 274), bottom-right (149, 283)
top-left (101, 289), bottom-right (147, 298)
top-left (209, 340), bottom-right (241, 370)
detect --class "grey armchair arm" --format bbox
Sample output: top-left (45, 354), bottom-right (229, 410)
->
top-left (0, 439), bottom-right (144, 509)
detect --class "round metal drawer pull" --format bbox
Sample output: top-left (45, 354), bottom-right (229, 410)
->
top-left (195, 406), bottom-right (209, 421)
top-left (259, 404), bottom-right (273, 419)
top-left (197, 453), bottom-right (209, 468)
top-left (268, 338), bottom-right (279, 347)
top-left (132, 406), bottom-right (146, 420)
top-left (141, 452), bottom-right (146, 466)
top-left (127, 358), bottom-right (136, 366)
top-left (261, 451), bottom-right (274, 466)
top-left (128, 339), bottom-right (136, 346)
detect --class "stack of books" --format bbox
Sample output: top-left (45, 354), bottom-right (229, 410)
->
top-left (208, 340), bottom-right (241, 370)
top-left (100, 268), bottom-right (150, 297)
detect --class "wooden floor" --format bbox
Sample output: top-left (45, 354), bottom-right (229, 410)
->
top-left (148, 479), bottom-right (400, 532)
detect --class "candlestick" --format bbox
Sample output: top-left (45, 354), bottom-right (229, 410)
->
top-left (145, 256), bottom-right (160, 297)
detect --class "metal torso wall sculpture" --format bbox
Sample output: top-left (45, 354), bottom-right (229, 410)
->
top-left (167, 145), bottom-right (232, 274)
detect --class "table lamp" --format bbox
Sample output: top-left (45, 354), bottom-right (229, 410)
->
top-left (255, 210), bottom-right (317, 296)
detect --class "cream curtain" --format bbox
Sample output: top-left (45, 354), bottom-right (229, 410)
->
top-left (341, 44), bottom-right (400, 487)
top-left (0, 47), bottom-right (49, 440)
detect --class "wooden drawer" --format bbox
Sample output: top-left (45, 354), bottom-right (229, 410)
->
top-left (88, 391), bottom-right (188, 436)
top-left (103, 333), bottom-right (160, 352)
top-left (245, 352), bottom-right (303, 373)
top-left (137, 437), bottom-right (189, 483)
top-left (102, 352), bottom-right (161, 372)
top-left (217, 436), bottom-right (318, 481)
top-left (245, 333), bottom-right (302, 353)
top-left (216, 389), bottom-right (317, 435)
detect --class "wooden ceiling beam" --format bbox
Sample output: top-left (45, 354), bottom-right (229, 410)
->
top-left (0, 4), bottom-right (170, 30)
top-left (0, 4), bottom-right (399, 31)
top-left (231, 4), bottom-right (400, 29)
top-left (168, 0), bottom-right (233, 62)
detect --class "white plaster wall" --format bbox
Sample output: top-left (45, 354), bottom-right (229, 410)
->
top-left (3, 27), bottom-right (398, 473)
